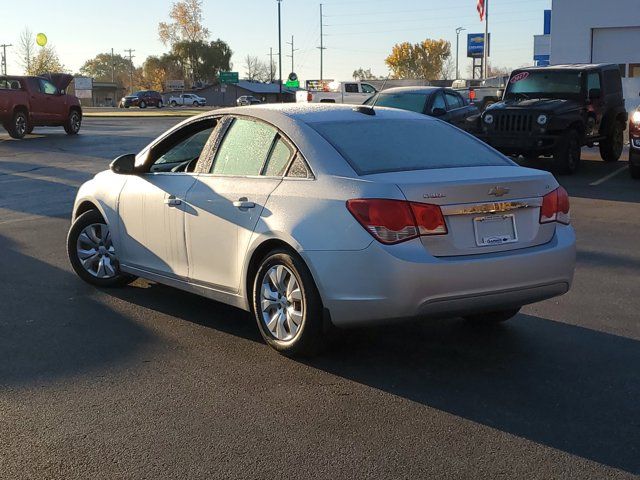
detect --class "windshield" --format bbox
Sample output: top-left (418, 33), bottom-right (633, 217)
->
top-left (310, 119), bottom-right (512, 175)
top-left (364, 93), bottom-right (428, 114)
top-left (505, 71), bottom-right (582, 99)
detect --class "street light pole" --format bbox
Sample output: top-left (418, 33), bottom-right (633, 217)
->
top-left (277, 0), bottom-right (283, 99)
top-left (1, 44), bottom-right (12, 76)
top-left (455, 27), bottom-right (465, 80)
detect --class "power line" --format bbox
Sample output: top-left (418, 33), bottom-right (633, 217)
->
top-left (124, 48), bottom-right (135, 94)
top-left (318, 4), bottom-right (327, 81)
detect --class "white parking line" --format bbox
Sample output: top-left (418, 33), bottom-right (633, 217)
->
top-left (589, 166), bottom-right (628, 186)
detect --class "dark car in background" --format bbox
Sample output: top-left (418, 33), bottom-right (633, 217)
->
top-left (630, 106), bottom-right (640, 179)
top-left (478, 64), bottom-right (627, 174)
top-left (363, 87), bottom-right (479, 132)
top-left (236, 95), bottom-right (262, 106)
top-left (119, 90), bottom-right (164, 109)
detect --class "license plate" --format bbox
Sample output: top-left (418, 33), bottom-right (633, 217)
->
top-left (473, 214), bottom-right (518, 247)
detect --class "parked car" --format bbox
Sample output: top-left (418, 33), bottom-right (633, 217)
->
top-left (236, 95), bottom-right (261, 106)
top-left (363, 87), bottom-right (479, 132)
top-left (119, 90), bottom-right (164, 109)
top-left (169, 93), bottom-right (207, 107)
top-left (478, 64), bottom-right (627, 174)
top-left (67, 104), bottom-right (575, 356)
top-left (630, 105), bottom-right (640, 179)
top-left (296, 81), bottom-right (377, 104)
top-left (0, 74), bottom-right (81, 139)
top-left (454, 75), bottom-right (510, 111)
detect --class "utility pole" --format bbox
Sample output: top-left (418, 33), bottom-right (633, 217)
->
top-left (286, 35), bottom-right (298, 73)
top-left (267, 47), bottom-right (274, 82)
top-left (124, 48), bottom-right (135, 94)
top-left (111, 48), bottom-right (115, 83)
top-left (1, 44), bottom-right (12, 76)
top-left (455, 27), bottom-right (465, 80)
top-left (318, 4), bottom-right (326, 82)
top-left (277, 0), bottom-right (283, 98)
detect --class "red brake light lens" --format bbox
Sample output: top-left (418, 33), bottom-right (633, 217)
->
top-left (346, 199), bottom-right (447, 244)
top-left (540, 187), bottom-right (570, 225)
top-left (307, 92), bottom-right (313, 102)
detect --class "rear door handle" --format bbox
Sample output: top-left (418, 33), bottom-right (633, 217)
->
top-left (233, 199), bottom-right (256, 209)
top-left (164, 196), bottom-right (182, 206)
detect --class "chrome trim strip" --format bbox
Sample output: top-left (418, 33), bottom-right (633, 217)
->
top-left (441, 197), bottom-right (542, 216)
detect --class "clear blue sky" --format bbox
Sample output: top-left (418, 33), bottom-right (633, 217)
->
top-left (1, 0), bottom-right (551, 81)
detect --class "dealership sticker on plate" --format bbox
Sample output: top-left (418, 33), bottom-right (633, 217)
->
top-left (510, 72), bottom-right (530, 83)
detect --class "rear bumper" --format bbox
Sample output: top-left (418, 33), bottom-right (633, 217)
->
top-left (477, 132), bottom-right (561, 155)
top-left (302, 225), bottom-right (575, 327)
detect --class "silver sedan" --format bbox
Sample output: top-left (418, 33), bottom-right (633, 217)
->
top-left (67, 104), bottom-right (576, 356)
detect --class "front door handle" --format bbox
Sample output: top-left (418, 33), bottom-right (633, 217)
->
top-left (164, 196), bottom-right (182, 206)
top-left (233, 199), bottom-right (256, 209)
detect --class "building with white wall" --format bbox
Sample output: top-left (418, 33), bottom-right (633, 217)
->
top-left (535, 0), bottom-right (640, 111)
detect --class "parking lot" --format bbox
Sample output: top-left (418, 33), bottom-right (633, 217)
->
top-left (1, 117), bottom-right (639, 479)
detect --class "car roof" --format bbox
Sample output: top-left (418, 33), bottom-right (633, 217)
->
top-left (376, 86), bottom-right (441, 95)
top-left (514, 63), bottom-right (619, 72)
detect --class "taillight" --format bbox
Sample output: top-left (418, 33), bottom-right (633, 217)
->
top-left (469, 88), bottom-right (476, 102)
top-left (540, 187), bottom-right (570, 225)
top-left (307, 92), bottom-right (313, 102)
top-left (346, 199), bottom-right (447, 245)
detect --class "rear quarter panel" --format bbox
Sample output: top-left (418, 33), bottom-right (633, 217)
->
top-left (0, 89), bottom-right (30, 122)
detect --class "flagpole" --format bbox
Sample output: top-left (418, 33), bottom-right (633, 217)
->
top-left (483, 0), bottom-right (489, 79)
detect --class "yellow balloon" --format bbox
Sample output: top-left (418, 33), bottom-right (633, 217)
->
top-left (36, 33), bottom-right (47, 47)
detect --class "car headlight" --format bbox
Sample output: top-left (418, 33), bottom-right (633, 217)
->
top-left (537, 114), bottom-right (548, 125)
top-left (484, 114), bottom-right (494, 124)
top-left (632, 111), bottom-right (640, 125)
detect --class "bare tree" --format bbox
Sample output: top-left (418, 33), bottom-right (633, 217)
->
top-left (440, 56), bottom-right (455, 80)
top-left (17, 28), bottom-right (36, 74)
top-left (244, 55), bottom-right (270, 82)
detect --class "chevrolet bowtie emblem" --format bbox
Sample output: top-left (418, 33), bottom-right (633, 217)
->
top-left (488, 186), bottom-right (510, 197)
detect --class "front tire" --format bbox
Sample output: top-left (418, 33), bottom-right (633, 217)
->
top-left (157, 100), bottom-right (163, 109)
top-left (67, 210), bottom-right (136, 287)
top-left (64, 110), bottom-right (81, 135)
top-left (7, 110), bottom-right (28, 139)
top-left (599, 121), bottom-right (624, 162)
top-left (553, 130), bottom-right (581, 175)
top-left (463, 307), bottom-right (521, 324)
top-left (171, 100), bottom-right (177, 107)
top-left (139, 101), bottom-right (147, 109)
top-left (252, 250), bottom-right (326, 357)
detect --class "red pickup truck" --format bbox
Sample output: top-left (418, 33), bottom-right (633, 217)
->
top-left (0, 74), bottom-right (82, 139)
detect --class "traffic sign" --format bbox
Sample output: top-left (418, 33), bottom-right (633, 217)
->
top-left (285, 72), bottom-right (299, 89)
top-left (218, 71), bottom-right (239, 84)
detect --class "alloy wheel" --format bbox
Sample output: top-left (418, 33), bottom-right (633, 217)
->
top-left (15, 114), bottom-right (27, 136)
top-left (76, 223), bottom-right (118, 279)
top-left (70, 112), bottom-right (81, 133)
top-left (260, 264), bottom-right (304, 341)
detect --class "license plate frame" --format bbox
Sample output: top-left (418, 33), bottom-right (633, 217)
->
top-left (473, 214), bottom-right (518, 247)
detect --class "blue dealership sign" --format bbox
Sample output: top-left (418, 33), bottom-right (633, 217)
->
top-left (467, 33), bottom-right (490, 58)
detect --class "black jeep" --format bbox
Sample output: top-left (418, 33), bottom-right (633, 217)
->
top-left (478, 64), bottom-right (627, 174)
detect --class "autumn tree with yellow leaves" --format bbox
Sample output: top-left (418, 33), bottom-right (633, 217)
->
top-left (385, 39), bottom-right (452, 80)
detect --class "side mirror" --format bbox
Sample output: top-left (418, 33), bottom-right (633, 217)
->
top-left (432, 107), bottom-right (447, 117)
top-left (588, 88), bottom-right (601, 100)
top-left (110, 154), bottom-right (136, 175)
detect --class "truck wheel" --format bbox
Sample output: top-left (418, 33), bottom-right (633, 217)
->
top-left (7, 110), bottom-right (28, 139)
top-left (599, 121), bottom-right (624, 162)
top-left (25, 124), bottom-right (34, 135)
top-left (64, 110), bottom-right (81, 135)
top-left (553, 130), bottom-right (581, 175)
top-left (171, 100), bottom-right (177, 107)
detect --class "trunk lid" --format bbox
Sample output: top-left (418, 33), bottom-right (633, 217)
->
top-left (366, 166), bottom-right (558, 257)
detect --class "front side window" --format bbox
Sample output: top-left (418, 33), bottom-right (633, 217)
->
top-left (39, 79), bottom-right (57, 95)
top-left (210, 118), bottom-right (277, 176)
top-left (430, 92), bottom-right (446, 112)
top-left (444, 91), bottom-right (463, 110)
top-left (151, 126), bottom-right (215, 171)
top-left (361, 84), bottom-right (376, 94)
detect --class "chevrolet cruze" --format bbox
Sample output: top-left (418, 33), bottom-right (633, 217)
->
top-left (67, 104), bottom-right (576, 356)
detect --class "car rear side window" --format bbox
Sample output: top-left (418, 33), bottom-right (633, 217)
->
top-left (263, 138), bottom-right (293, 176)
top-left (210, 118), bottom-right (277, 176)
top-left (444, 91), bottom-right (464, 110)
top-left (310, 119), bottom-right (511, 175)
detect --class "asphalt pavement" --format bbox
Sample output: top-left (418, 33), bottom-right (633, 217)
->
top-left (0, 118), bottom-right (639, 479)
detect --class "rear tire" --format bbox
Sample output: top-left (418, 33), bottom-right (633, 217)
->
top-left (171, 100), bottom-right (177, 107)
top-left (64, 110), bottom-right (81, 135)
top-left (193, 101), bottom-right (199, 107)
top-left (599, 121), bottom-right (624, 162)
top-left (252, 250), bottom-right (326, 357)
top-left (553, 130), bottom-right (581, 175)
top-left (7, 110), bottom-right (28, 139)
top-left (67, 210), bottom-right (136, 288)
top-left (463, 307), bottom-right (521, 324)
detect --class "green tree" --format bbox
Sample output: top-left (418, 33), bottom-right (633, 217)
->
top-left (385, 39), bottom-right (451, 80)
top-left (80, 52), bottom-right (132, 84)
top-left (171, 40), bottom-right (232, 85)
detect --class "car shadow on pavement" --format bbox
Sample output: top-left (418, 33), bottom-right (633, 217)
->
top-left (305, 314), bottom-right (640, 475)
top-left (0, 234), bottom-right (154, 386)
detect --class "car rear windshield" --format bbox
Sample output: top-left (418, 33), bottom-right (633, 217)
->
top-left (365, 93), bottom-right (428, 114)
top-left (310, 119), bottom-right (511, 175)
